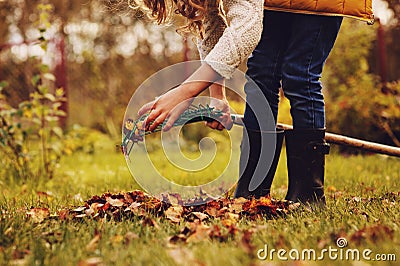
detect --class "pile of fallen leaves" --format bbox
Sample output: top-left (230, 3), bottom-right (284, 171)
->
top-left (68, 190), bottom-right (291, 223)
top-left (26, 191), bottom-right (400, 226)
top-left (21, 190), bottom-right (399, 255)
top-left (20, 190), bottom-right (294, 255)
top-left (65, 190), bottom-right (292, 245)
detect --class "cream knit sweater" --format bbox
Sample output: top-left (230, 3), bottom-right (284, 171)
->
top-left (197, 0), bottom-right (264, 79)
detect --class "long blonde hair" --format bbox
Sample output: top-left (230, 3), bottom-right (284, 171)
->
top-left (122, 0), bottom-right (215, 37)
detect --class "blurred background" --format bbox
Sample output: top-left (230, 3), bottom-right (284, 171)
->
top-left (0, 0), bottom-right (399, 147)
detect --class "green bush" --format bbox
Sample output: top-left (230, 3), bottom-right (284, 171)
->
top-left (0, 78), bottom-right (66, 182)
top-left (0, 3), bottom-right (106, 183)
top-left (323, 19), bottom-right (400, 149)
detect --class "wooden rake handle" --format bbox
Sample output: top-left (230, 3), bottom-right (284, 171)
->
top-left (230, 114), bottom-right (400, 158)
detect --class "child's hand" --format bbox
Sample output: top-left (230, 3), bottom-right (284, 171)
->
top-left (206, 97), bottom-right (233, 131)
top-left (138, 86), bottom-right (194, 132)
top-left (138, 63), bottom-right (221, 132)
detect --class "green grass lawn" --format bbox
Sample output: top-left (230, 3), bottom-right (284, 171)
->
top-left (1, 137), bottom-right (399, 265)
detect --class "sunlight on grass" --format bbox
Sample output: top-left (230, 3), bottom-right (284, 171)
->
top-left (1, 133), bottom-right (399, 265)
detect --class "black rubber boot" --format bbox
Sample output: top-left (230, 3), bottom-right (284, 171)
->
top-left (234, 128), bottom-right (284, 199)
top-left (284, 129), bottom-right (330, 205)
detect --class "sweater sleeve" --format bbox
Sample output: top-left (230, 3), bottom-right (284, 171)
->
top-left (196, 2), bottom-right (227, 61)
top-left (203, 0), bottom-right (264, 79)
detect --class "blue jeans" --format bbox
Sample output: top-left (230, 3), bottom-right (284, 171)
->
top-left (244, 11), bottom-right (343, 130)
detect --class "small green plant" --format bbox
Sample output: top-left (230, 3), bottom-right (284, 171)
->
top-left (0, 3), bottom-right (66, 182)
top-left (0, 81), bottom-right (31, 180)
top-left (0, 75), bottom-right (66, 182)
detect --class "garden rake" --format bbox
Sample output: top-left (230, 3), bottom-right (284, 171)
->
top-left (121, 104), bottom-right (400, 158)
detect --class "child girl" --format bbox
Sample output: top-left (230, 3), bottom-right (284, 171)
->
top-left (124, 0), bottom-right (373, 205)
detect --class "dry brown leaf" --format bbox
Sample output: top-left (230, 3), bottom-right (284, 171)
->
top-left (225, 212), bottom-right (240, 221)
top-left (350, 224), bottom-right (394, 245)
top-left (186, 223), bottom-right (211, 243)
top-left (216, 207), bottom-right (228, 217)
top-left (141, 216), bottom-right (159, 228)
top-left (36, 191), bottom-right (53, 198)
top-left (221, 219), bottom-right (234, 228)
top-left (77, 257), bottom-right (105, 266)
top-left (10, 258), bottom-right (30, 266)
top-left (73, 206), bottom-right (86, 212)
top-left (90, 203), bottom-right (104, 212)
top-left (167, 193), bottom-right (184, 205)
top-left (58, 209), bottom-right (70, 220)
top-left (26, 208), bottom-right (50, 223)
top-left (258, 196), bottom-right (273, 206)
top-left (102, 202), bottom-right (111, 211)
top-left (167, 247), bottom-right (199, 265)
top-left (230, 197), bottom-right (247, 213)
top-left (317, 238), bottom-right (328, 249)
top-left (205, 201), bottom-right (220, 217)
top-left (240, 230), bottom-right (255, 255)
top-left (165, 206), bottom-right (183, 223)
top-left (11, 247), bottom-right (29, 260)
top-left (124, 232), bottom-right (139, 244)
top-left (86, 234), bottom-right (101, 252)
top-left (208, 225), bottom-right (224, 241)
top-left (220, 212), bottom-right (240, 229)
top-left (169, 234), bottom-right (187, 244)
top-left (124, 193), bottom-right (134, 204)
top-left (169, 226), bottom-right (191, 244)
top-left (85, 208), bottom-right (94, 216)
top-left (187, 212), bottom-right (209, 221)
top-left (106, 197), bottom-right (124, 207)
top-left (124, 202), bottom-right (141, 212)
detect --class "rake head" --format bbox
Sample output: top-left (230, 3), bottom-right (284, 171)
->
top-left (121, 104), bottom-right (226, 157)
